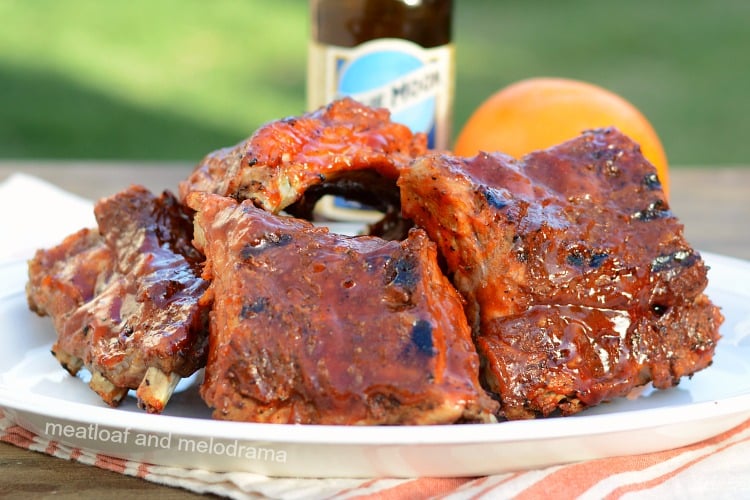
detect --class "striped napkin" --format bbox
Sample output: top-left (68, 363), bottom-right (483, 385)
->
top-left (3, 173), bottom-right (750, 499)
top-left (2, 408), bottom-right (749, 499)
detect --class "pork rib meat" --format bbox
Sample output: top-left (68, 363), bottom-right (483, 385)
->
top-left (27, 186), bottom-right (210, 413)
top-left (187, 191), bottom-right (498, 425)
top-left (399, 128), bottom-right (723, 420)
top-left (179, 98), bottom-right (427, 235)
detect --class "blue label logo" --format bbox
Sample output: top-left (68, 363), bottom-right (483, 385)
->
top-left (336, 45), bottom-right (440, 146)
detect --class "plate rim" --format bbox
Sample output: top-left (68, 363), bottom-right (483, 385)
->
top-left (2, 384), bottom-right (750, 446)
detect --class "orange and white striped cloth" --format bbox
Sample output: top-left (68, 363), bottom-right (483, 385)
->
top-left (3, 408), bottom-right (750, 499)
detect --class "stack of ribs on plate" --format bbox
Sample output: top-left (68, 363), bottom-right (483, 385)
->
top-left (26, 98), bottom-right (722, 424)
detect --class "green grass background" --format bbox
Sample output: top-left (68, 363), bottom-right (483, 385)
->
top-left (1, 0), bottom-right (748, 166)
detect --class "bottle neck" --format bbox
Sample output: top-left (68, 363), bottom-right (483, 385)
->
top-left (311, 0), bottom-right (453, 48)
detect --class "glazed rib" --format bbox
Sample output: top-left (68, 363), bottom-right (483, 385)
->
top-left (187, 191), bottom-right (498, 425)
top-left (27, 186), bottom-right (210, 412)
top-left (399, 128), bottom-right (723, 419)
top-left (178, 98), bottom-right (427, 238)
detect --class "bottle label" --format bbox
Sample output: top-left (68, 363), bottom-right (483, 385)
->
top-left (308, 38), bottom-right (454, 150)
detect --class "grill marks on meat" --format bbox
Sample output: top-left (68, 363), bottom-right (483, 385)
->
top-left (187, 191), bottom-right (498, 425)
top-left (26, 186), bottom-right (210, 413)
top-left (179, 98), bottom-right (427, 233)
top-left (399, 128), bottom-right (723, 420)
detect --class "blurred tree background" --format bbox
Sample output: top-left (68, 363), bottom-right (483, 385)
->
top-left (0, 0), bottom-right (747, 166)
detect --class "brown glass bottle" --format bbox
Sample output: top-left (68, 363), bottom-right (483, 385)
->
top-left (308, 0), bottom-right (454, 150)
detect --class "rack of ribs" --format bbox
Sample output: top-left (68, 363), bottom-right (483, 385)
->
top-left (26, 185), bottom-right (210, 413)
top-left (24, 98), bottom-right (726, 424)
top-left (399, 127), bottom-right (723, 420)
top-left (178, 97), bottom-right (427, 239)
top-left (187, 191), bottom-right (498, 425)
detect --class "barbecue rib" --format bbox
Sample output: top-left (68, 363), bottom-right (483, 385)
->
top-left (399, 128), bottom-right (723, 420)
top-left (27, 186), bottom-right (210, 413)
top-left (187, 191), bottom-right (498, 425)
top-left (178, 98), bottom-right (427, 238)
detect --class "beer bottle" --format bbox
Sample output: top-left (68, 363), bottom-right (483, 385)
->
top-left (307, 0), bottom-right (454, 150)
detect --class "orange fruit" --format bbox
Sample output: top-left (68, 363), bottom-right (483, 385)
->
top-left (454, 77), bottom-right (670, 197)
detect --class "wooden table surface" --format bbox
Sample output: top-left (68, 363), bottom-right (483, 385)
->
top-left (1, 161), bottom-right (749, 499)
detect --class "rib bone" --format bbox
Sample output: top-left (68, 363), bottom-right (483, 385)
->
top-left (136, 367), bottom-right (181, 414)
top-left (50, 347), bottom-right (83, 376)
top-left (89, 371), bottom-right (128, 407)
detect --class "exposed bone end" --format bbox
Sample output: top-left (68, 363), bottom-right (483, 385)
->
top-left (50, 345), bottom-right (83, 376)
top-left (136, 367), bottom-right (181, 414)
top-left (89, 371), bottom-right (128, 407)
